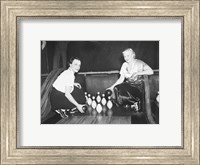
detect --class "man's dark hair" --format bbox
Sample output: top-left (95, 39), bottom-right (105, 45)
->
top-left (69, 56), bottom-right (81, 64)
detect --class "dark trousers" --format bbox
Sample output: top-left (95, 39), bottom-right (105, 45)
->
top-left (50, 86), bottom-right (86, 111)
top-left (114, 82), bottom-right (144, 109)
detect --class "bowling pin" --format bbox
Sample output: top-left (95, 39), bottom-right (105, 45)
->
top-left (101, 94), bottom-right (107, 106)
top-left (107, 96), bottom-right (113, 109)
top-left (156, 91), bottom-right (159, 103)
top-left (96, 102), bottom-right (103, 113)
top-left (96, 92), bottom-right (101, 103)
top-left (91, 96), bottom-right (97, 109)
top-left (84, 92), bottom-right (88, 103)
top-left (87, 94), bottom-right (92, 106)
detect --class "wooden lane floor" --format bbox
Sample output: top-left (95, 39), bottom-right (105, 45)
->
top-left (56, 105), bottom-right (148, 124)
top-left (57, 115), bottom-right (131, 124)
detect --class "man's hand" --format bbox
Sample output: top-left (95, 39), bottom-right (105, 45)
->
top-left (106, 87), bottom-right (113, 91)
top-left (76, 104), bottom-right (85, 113)
top-left (74, 83), bottom-right (81, 89)
top-left (129, 72), bottom-right (138, 81)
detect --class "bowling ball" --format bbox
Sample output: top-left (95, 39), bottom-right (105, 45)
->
top-left (105, 89), bottom-right (112, 97)
top-left (82, 105), bottom-right (88, 111)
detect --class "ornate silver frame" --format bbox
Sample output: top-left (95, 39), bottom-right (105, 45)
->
top-left (1, 1), bottom-right (199, 164)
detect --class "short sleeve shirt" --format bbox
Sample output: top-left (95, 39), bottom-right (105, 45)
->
top-left (119, 59), bottom-right (149, 78)
top-left (52, 68), bottom-right (75, 93)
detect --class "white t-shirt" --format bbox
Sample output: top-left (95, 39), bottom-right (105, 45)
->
top-left (52, 68), bottom-right (75, 93)
top-left (120, 59), bottom-right (150, 78)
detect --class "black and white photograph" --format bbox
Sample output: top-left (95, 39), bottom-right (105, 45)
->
top-left (2, 0), bottom-right (200, 163)
top-left (41, 41), bottom-right (159, 124)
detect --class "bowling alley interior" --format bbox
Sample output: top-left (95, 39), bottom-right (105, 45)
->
top-left (41, 41), bottom-right (159, 124)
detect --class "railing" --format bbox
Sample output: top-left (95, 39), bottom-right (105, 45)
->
top-left (41, 69), bottom-right (159, 77)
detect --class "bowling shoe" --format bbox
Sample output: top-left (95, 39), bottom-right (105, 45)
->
top-left (55, 109), bottom-right (66, 118)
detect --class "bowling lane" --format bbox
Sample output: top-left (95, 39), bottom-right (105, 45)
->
top-left (57, 115), bottom-right (131, 124)
top-left (57, 116), bottom-right (96, 124)
top-left (108, 116), bottom-right (130, 124)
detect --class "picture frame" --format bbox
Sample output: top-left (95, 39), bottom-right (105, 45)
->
top-left (1, 0), bottom-right (199, 164)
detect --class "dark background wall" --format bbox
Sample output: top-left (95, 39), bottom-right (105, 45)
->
top-left (41, 41), bottom-right (159, 74)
